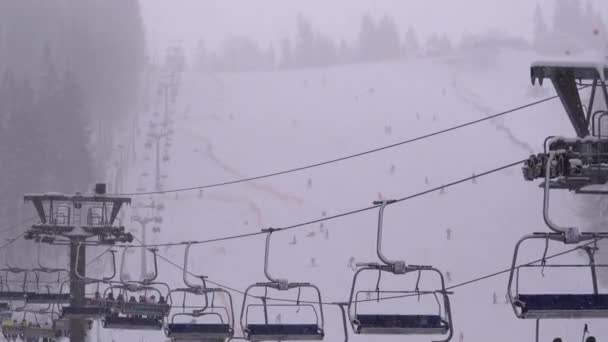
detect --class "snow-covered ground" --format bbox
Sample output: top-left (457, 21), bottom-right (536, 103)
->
top-left (101, 47), bottom-right (608, 342)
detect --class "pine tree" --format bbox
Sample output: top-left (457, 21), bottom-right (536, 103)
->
top-left (295, 13), bottom-right (316, 67)
top-left (279, 37), bottom-right (293, 69)
top-left (404, 27), bottom-right (420, 57)
top-left (377, 15), bottom-right (401, 59)
top-left (358, 13), bottom-right (377, 62)
top-left (195, 39), bottom-right (209, 71)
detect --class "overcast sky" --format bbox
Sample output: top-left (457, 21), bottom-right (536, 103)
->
top-left (141, 1), bottom-right (608, 57)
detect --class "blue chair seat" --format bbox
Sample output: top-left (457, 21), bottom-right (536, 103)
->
top-left (354, 314), bottom-right (448, 334)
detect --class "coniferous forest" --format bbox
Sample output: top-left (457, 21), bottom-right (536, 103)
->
top-left (0, 0), bottom-right (146, 229)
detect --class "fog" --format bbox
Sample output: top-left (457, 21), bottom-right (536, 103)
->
top-left (1, 1), bottom-right (608, 342)
top-left (141, 1), bottom-right (605, 52)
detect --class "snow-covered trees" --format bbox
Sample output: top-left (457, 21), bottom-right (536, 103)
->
top-left (0, 0), bottom-right (145, 228)
top-left (195, 12), bottom-right (425, 72)
top-left (534, 1), bottom-right (608, 54)
top-left (195, 36), bottom-right (275, 72)
top-left (357, 13), bottom-right (402, 62)
top-left (426, 34), bottom-right (453, 57)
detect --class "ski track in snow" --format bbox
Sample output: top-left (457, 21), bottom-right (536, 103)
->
top-left (451, 73), bottom-right (536, 155)
top-left (183, 128), bottom-right (305, 205)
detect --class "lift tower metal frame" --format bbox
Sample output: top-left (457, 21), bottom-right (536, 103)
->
top-left (530, 62), bottom-right (608, 137)
top-left (23, 183), bottom-right (133, 342)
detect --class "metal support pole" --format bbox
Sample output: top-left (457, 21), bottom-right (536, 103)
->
top-left (155, 136), bottom-right (161, 192)
top-left (336, 303), bottom-right (349, 342)
top-left (583, 246), bottom-right (599, 295)
top-left (141, 221), bottom-right (148, 281)
top-left (70, 238), bottom-right (86, 342)
top-left (163, 83), bottom-right (169, 128)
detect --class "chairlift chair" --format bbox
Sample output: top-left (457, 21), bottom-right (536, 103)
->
top-left (0, 254), bottom-right (34, 302)
top-left (102, 247), bottom-right (170, 330)
top-left (508, 232), bottom-right (608, 320)
top-left (507, 232), bottom-right (608, 342)
top-left (240, 229), bottom-right (325, 341)
top-left (22, 243), bottom-right (71, 306)
top-left (23, 322), bottom-right (61, 340)
top-left (165, 243), bottom-right (235, 341)
top-left (5, 310), bottom-right (62, 341)
top-left (2, 320), bottom-right (25, 340)
top-left (61, 246), bottom-right (117, 320)
top-left (347, 201), bottom-right (453, 341)
top-left (52, 317), bottom-right (93, 338)
top-left (0, 302), bottom-right (11, 321)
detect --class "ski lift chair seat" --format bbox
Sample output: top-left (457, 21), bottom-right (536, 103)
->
top-left (0, 291), bottom-right (31, 300)
top-left (122, 302), bottom-right (170, 317)
top-left (102, 316), bottom-right (163, 330)
top-left (2, 324), bottom-right (24, 336)
top-left (245, 324), bottom-right (324, 341)
top-left (62, 306), bottom-right (110, 319)
top-left (166, 323), bottom-right (233, 340)
top-left (353, 314), bottom-right (448, 334)
top-left (515, 294), bottom-right (608, 318)
top-left (25, 293), bottom-right (71, 304)
top-left (23, 325), bottom-right (60, 339)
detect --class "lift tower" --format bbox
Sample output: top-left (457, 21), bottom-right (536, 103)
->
top-left (23, 183), bottom-right (133, 342)
top-left (513, 61), bottom-right (608, 342)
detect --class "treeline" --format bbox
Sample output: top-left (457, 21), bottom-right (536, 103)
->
top-left (194, 13), bottom-right (452, 72)
top-left (195, 1), bottom-right (608, 73)
top-left (0, 0), bottom-right (146, 228)
top-left (533, 0), bottom-right (607, 54)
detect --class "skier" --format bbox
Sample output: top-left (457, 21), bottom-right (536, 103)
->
top-left (384, 125), bottom-right (392, 135)
top-left (347, 257), bottom-right (356, 271)
top-left (492, 292), bottom-right (497, 304)
top-left (446, 228), bottom-right (452, 241)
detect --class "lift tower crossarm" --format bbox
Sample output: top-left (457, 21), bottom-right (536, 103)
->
top-left (24, 193), bottom-right (131, 225)
top-left (531, 61), bottom-right (608, 137)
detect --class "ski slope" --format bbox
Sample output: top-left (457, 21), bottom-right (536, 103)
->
top-left (105, 47), bottom-right (607, 342)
